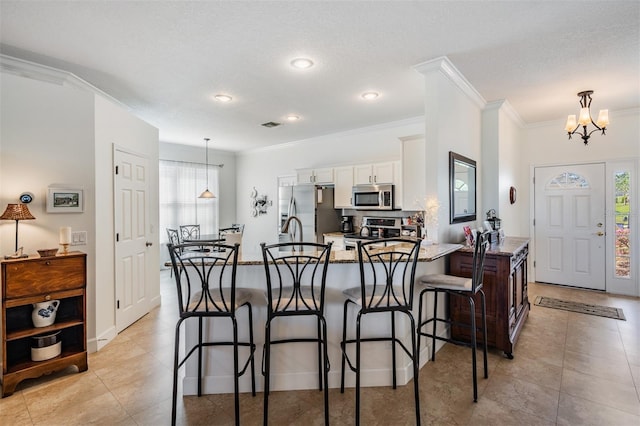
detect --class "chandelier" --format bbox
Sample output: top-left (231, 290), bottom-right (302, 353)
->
top-left (565, 90), bottom-right (609, 145)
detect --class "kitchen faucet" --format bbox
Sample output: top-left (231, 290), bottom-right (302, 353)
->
top-left (281, 215), bottom-right (303, 250)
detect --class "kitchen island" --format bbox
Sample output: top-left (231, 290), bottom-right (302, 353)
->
top-left (177, 243), bottom-right (462, 395)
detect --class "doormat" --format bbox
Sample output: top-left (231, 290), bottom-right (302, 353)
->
top-left (534, 296), bottom-right (626, 320)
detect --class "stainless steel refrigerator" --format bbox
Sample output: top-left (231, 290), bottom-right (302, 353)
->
top-left (278, 185), bottom-right (341, 244)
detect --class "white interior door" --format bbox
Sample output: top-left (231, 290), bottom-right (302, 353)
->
top-left (534, 163), bottom-right (606, 290)
top-left (115, 148), bottom-right (151, 332)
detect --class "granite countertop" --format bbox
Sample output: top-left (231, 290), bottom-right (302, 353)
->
top-left (233, 242), bottom-right (463, 265)
top-left (164, 243), bottom-right (464, 267)
top-left (456, 237), bottom-right (529, 256)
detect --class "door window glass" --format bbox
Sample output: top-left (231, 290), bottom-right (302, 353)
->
top-left (546, 172), bottom-right (590, 189)
top-left (614, 171), bottom-right (631, 278)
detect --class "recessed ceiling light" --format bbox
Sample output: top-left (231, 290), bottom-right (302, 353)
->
top-left (286, 115), bottom-right (300, 121)
top-left (290, 58), bottom-right (314, 69)
top-left (214, 94), bottom-right (232, 102)
top-left (361, 92), bottom-right (379, 100)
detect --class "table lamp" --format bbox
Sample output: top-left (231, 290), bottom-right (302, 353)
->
top-left (1, 203), bottom-right (35, 259)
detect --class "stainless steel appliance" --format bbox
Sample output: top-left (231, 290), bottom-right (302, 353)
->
top-left (352, 184), bottom-right (395, 210)
top-left (341, 216), bottom-right (354, 233)
top-left (343, 216), bottom-right (402, 250)
top-left (278, 185), bottom-right (341, 245)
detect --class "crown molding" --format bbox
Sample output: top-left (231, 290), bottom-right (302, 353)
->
top-left (484, 99), bottom-right (525, 127)
top-left (0, 54), bottom-right (128, 109)
top-left (413, 56), bottom-right (486, 109)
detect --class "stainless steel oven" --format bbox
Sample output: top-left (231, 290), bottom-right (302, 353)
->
top-left (352, 184), bottom-right (395, 210)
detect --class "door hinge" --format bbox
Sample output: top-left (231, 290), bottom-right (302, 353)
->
top-left (116, 233), bottom-right (119, 242)
top-left (532, 176), bottom-right (535, 184)
top-left (117, 300), bottom-right (120, 309)
top-left (115, 165), bottom-right (119, 175)
top-left (533, 261), bottom-right (536, 268)
top-left (533, 218), bottom-right (535, 226)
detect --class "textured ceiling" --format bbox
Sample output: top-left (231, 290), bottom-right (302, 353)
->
top-left (1, 1), bottom-right (638, 152)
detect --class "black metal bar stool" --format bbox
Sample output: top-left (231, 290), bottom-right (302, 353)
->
top-left (416, 230), bottom-right (490, 402)
top-left (167, 241), bottom-right (256, 426)
top-left (340, 238), bottom-right (421, 425)
top-left (260, 241), bottom-right (333, 426)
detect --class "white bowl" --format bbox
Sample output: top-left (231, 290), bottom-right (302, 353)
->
top-left (31, 341), bottom-right (62, 361)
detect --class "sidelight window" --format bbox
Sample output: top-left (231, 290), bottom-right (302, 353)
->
top-left (614, 171), bottom-right (631, 278)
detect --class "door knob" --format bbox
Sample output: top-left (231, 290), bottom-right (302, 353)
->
top-left (146, 242), bottom-right (153, 247)
top-left (596, 231), bottom-right (604, 236)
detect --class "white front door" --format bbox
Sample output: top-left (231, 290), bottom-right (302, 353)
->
top-left (534, 163), bottom-right (606, 290)
top-left (114, 148), bottom-right (151, 332)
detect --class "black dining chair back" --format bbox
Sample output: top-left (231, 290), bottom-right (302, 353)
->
top-left (340, 238), bottom-right (422, 425)
top-left (167, 241), bottom-right (256, 426)
top-left (260, 241), bottom-right (333, 425)
top-left (180, 224), bottom-right (200, 241)
top-left (166, 228), bottom-right (180, 245)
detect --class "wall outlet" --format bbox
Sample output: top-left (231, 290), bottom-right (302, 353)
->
top-left (71, 231), bottom-right (87, 246)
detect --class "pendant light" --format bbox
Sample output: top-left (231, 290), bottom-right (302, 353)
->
top-left (199, 138), bottom-right (215, 199)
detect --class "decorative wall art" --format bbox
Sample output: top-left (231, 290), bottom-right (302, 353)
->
top-left (249, 187), bottom-right (272, 217)
top-left (47, 186), bottom-right (84, 213)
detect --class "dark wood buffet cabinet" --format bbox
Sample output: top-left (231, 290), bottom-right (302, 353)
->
top-left (448, 237), bottom-right (529, 358)
top-left (1, 252), bottom-right (87, 397)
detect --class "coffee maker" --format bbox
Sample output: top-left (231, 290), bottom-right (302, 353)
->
top-left (341, 216), bottom-right (354, 233)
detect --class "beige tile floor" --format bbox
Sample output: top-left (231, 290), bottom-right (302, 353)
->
top-left (2, 272), bottom-right (639, 425)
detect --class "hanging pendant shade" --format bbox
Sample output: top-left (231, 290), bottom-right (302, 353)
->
top-left (198, 137), bottom-right (216, 199)
top-left (199, 188), bottom-right (215, 199)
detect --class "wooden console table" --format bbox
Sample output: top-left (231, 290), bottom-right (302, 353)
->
top-left (448, 237), bottom-right (529, 358)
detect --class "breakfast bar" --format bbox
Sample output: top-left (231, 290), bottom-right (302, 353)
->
top-left (178, 243), bottom-right (462, 395)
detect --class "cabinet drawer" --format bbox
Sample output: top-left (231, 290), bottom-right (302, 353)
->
top-left (3, 256), bottom-right (86, 298)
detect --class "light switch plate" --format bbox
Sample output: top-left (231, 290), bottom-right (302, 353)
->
top-left (71, 231), bottom-right (87, 246)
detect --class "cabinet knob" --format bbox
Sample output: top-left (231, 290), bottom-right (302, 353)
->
top-left (45, 261), bottom-right (51, 265)
top-left (45, 295), bottom-right (51, 301)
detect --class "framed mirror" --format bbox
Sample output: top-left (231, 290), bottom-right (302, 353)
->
top-left (449, 151), bottom-right (477, 224)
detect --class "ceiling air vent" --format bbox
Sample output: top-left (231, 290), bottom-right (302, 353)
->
top-left (261, 121), bottom-right (281, 128)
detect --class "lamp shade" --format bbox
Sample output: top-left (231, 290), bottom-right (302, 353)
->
top-left (199, 189), bottom-right (216, 199)
top-left (0, 203), bottom-right (35, 221)
top-left (596, 109), bottom-right (609, 128)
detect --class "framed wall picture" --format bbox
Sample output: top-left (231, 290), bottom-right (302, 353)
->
top-left (47, 187), bottom-right (84, 213)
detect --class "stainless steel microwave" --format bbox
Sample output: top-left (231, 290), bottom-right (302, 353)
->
top-left (352, 184), bottom-right (395, 210)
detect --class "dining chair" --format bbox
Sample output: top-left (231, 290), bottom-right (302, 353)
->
top-left (416, 230), bottom-right (490, 402)
top-left (166, 228), bottom-right (181, 277)
top-left (260, 241), bottom-right (333, 425)
top-left (180, 224), bottom-right (201, 241)
top-left (180, 224), bottom-right (210, 252)
top-left (167, 241), bottom-right (256, 426)
top-left (340, 238), bottom-right (422, 425)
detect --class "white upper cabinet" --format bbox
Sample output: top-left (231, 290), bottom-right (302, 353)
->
top-left (296, 167), bottom-right (334, 185)
top-left (393, 160), bottom-right (402, 209)
top-left (353, 162), bottom-right (395, 185)
top-left (334, 166), bottom-right (354, 208)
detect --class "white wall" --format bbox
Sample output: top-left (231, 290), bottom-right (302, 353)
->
top-left (0, 71), bottom-right (98, 339)
top-left (235, 118), bottom-right (424, 253)
top-left (94, 96), bottom-right (160, 348)
top-left (1, 59), bottom-right (160, 351)
top-left (482, 100), bottom-right (527, 237)
top-left (417, 57), bottom-right (484, 244)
